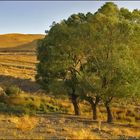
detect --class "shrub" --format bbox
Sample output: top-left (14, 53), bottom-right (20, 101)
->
top-left (46, 103), bottom-right (59, 112)
top-left (0, 103), bottom-right (26, 115)
top-left (0, 102), bottom-right (8, 112)
top-left (5, 85), bottom-right (22, 96)
top-left (39, 103), bottom-right (49, 113)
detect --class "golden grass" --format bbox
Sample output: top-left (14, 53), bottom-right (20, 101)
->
top-left (0, 55), bottom-right (36, 67)
top-left (0, 65), bottom-right (36, 80)
top-left (46, 128), bottom-right (56, 133)
top-left (0, 33), bottom-right (44, 48)
top-left (71, 128), bottom-right (101, 139)
top-left (121, 128), bottom-right (140, 138)
top-left (0, 54), bottom-right (36, 60)
top-left (9, 115), bottom-right (39, 131)
top-left (0, 113), bottom-right (139, 139)
top-left (0, 58), bottom-right (36, 68)
top-left (101, 124), bottom-right (140, 138)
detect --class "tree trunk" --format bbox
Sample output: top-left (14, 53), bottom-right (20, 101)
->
top-left (71, 93), bottom-right (80, 115)
top-left (85, 96), bottom-right (100, 120)
top-left (91, 102), bottom-right (97, 120)
top-left (105, 103), bottom-right (113, 123)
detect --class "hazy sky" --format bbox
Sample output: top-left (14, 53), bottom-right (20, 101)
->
top-left (0, 1), bottom-right (140, 34)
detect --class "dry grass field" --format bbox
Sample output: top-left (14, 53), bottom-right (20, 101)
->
top-left (0, 34), bottom-right (41, 92)
top-left (0, 33), bottom-right (44, 49)
top-left (0, 113), bottom-right (139, 139)
top-left (0, 34), bottom-right (140, 139)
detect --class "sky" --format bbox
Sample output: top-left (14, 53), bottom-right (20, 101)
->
top-left (0, 1), bottom-right (140, 34)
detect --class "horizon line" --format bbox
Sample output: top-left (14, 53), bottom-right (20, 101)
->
top-left (0, 32), bottom-right (46, 35)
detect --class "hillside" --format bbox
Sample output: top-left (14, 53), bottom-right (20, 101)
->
top-left (0, 33), bottom-right (44, 51)
top-left (0, 33), bottom-right (42, 91)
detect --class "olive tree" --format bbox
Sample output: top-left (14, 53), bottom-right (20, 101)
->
top-left (84, 6), bottom-right (138, 122)
top-left (36, 15), bottom-right (88, 115)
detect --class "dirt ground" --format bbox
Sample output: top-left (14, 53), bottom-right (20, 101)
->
top-left (0, 113), bottom-right (139, 139)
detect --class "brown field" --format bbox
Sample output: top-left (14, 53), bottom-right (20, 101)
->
top-left (0, 53), bottom-right (38, 92)
top-left (0, 34), bottom-right (40, 92)
top-left (0, 34), bottom-right (139, 139)
top-left (0, 33), bottom-right (44, 49)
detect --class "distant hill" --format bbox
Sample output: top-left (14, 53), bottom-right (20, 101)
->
top-left (0, 33), bottom-right (45, 51)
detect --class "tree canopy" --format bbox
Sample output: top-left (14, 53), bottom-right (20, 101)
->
top-left (36, 2), bottom-right (140, 122)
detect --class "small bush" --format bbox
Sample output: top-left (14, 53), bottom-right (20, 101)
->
top-left (46, 103), bottom-right (59, 112)
top-left (0, 103), bottom-right (26, 115)
top-left (5, 85), bottom-right (22, 96)
top-left (39, 103), bottom-right (49, 113)
top-left (0, 102), bottom-right (8, 112)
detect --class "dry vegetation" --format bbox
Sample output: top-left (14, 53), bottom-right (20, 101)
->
top-left (0, 34), bottom-right (40, 92)
top-left (0, 34), bottom-right (139, 139)
top-left (0, 92), bottom-right (139, 139)
top-left (0, 113), bottom-right (139, 139)
top-left (0, 33), bottom-right (44, 49)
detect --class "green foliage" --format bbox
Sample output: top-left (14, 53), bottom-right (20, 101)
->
top-left (0, 94), bottom-right (69, 115)
top-left (36, 2), bottom-right (140, 120)
top-left (0, 103), bottom-right (31, 115)
top-left (5, 85), bottom-right (22, 96)
top-left (120, 8), bottom-right (132, 20)
top-left (97, 2), bottom-right (119, 17)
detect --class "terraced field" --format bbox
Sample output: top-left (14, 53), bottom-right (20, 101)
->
top-left (0, 34), bottom-right (44, 92)
top-left (0, 52), bottom-right (40, 92)
top-left (0, 54), bottom-right (36, 71)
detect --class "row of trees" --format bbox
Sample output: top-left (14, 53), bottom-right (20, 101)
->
top-left (36, 2), bottom-right (140, 123)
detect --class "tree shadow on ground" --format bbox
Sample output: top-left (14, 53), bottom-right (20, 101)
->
top-left (0, 75), bottom-right (40, 93)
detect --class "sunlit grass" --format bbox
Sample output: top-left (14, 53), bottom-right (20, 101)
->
top-left (9, 115), bottom-right (39, 131)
